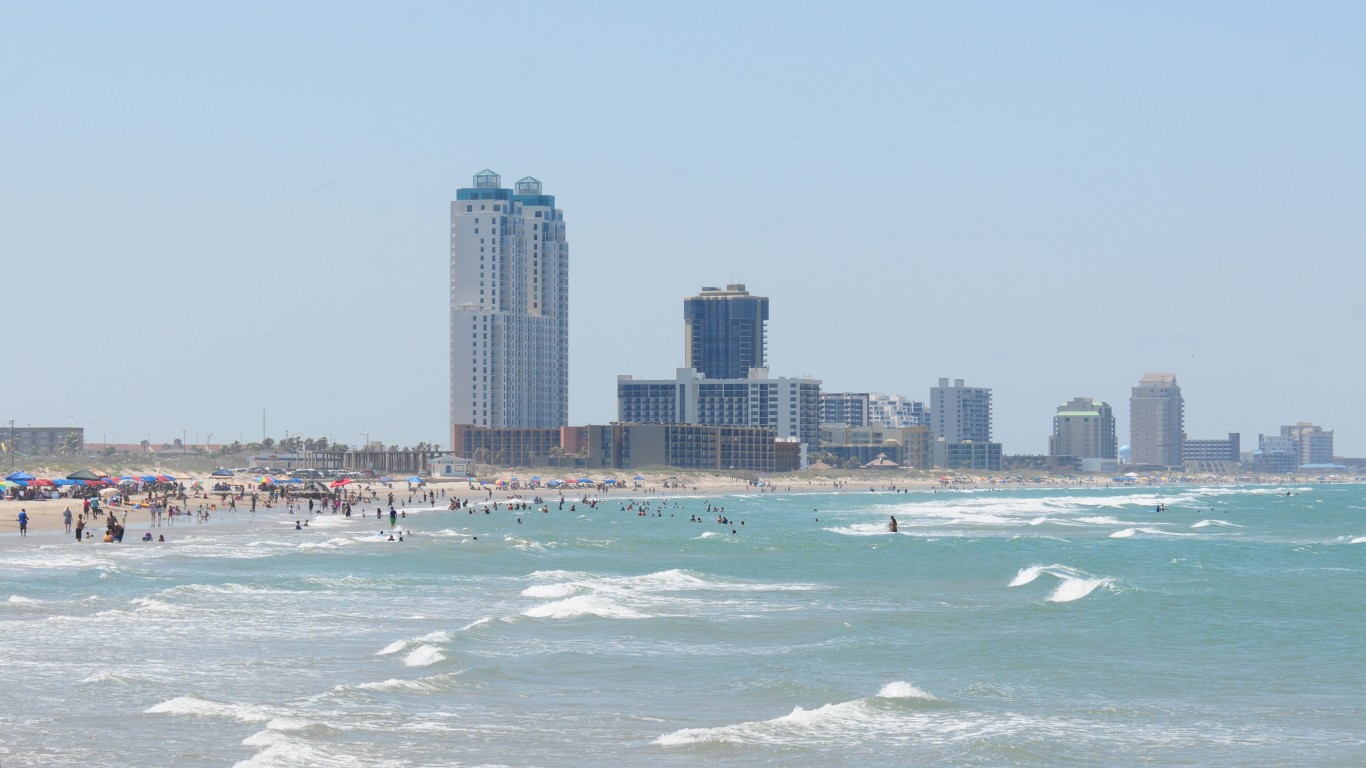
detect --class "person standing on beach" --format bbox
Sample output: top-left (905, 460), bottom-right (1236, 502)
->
top-left (64, 507), bottom-right (73, 533)
top-left (18, 509), bottom-right (29, 537)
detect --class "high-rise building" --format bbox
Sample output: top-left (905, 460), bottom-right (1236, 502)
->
top-left (1129, 373), bottom-right (1184, 466)
top-left (683, 284), bottom-right (768, 380)
top-left (930, 378), bottom-right (992, 442)
top-left (449, 170), bottom-right (569, 435)
top-left (1049, 397), bottom-right (1117, 460)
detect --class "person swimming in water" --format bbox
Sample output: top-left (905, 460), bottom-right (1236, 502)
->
top-left (888, 516), bottom-right (898, 533)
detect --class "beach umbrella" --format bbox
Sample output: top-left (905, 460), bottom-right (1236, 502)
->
top-left (118, 478), bottom-right (139, 486)
top-left (603, 479), bottom-right (617, 485)
top-left (379, 476), bottom-right (393, 483)
top-left (5, 471), bottom-right (34, 482)
top-left (54, 479), bottom-right (77, 486)
top-left (211, 469), bottom-right (233, 477)
top-left (407, 476), bottom-right (423, 483)
top-left (0, 480), bottom-right (13, 488)
top-left (633, 475), bottom-right (644, 481)
top-left (546, 479), bottom-right (562, 487)
top-left (140, 476), bottom-right (158, 483)
top-left (32, 478), bottom-right (56, 487)
top-left (158, 475), bottom-right (175, 482)
top-left (329, 478), bottom-right (351, 488)
top-left (577, 477), bottom-right (593, 483)
top-left (530, 475), bottom-right (542, 481)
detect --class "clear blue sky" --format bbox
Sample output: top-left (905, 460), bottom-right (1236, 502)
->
top-left (4, 2), bottom-right (1364, 455)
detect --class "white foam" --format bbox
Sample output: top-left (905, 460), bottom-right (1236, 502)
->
top-left (146, 695), bottom-right (273, 723)
top-left (1009, 566), bottom-right (1044, 587)
top-left (523, 594), bottom-right (649, 620)
top-left (521, 583), bottom-right (578, 598)
top-left (1192, 519), bottom-right (1241, 529)
top-left (354, 671), bottom-right (462, 694)
top-left (654, 681), bottom-right (938, 747)
top-left (1109, 526), bottom-right (1186, 538)
top-left (1047, 577), bottom-right (1112, 603)
top-left (1349, 536), bottom-right (1366, 544)
top-left (875, 681), bottom-right (937, 700)
top-left (235, 728), bottom-right (363, 768)
top-left (376, 640), bottom-right (406, 656)
top-left (401, 645), bottom-right (445, 667)
top-left (6, 595), bottom-right (42, 604)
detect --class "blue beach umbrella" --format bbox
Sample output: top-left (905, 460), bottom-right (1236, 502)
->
top-left (407, 476), bottom-right (423, 483)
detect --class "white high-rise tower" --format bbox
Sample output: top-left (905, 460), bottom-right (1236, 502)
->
top-left (450, 170), bottom-right (569, 433)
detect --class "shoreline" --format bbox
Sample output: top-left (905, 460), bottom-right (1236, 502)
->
top-left (0, 470), bottom-right (1336, 550)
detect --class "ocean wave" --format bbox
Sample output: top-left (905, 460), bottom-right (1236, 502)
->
top-left (1109, 527), bottom-right (1193, 538)
top-left (145, 695), bottom-right (275, 723)
top-left (523, 594), bottom-right (650, 620)
top-left (354, 671), bottom-right (464, 694)
top-left (1009, 564), bottom-right (1114, 603)
top-left (1047, 577), bottom-right (1113, 603)
top-left (237, 727), bottom-right (362, 768)
top-left (654, 681), bottom-right (939, 747)
top-left (1191, 519), bottom-right (1241, 529)
top-left (401, 645), bottom-right (446, 667)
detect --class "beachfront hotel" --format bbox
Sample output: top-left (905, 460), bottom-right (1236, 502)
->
top-left (449, 170), bottom-right (569, 436)
top-left (1129, 372), bottom-right (1185, 467)
top-left (616, 367), bottom-right (821, 449)
top-left (683, 284), bottom-right (769, 380)
top-left (1048, 397), bottom-right (1118, 462)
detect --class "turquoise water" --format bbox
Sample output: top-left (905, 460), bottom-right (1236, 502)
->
top-left (1, 484), bottom-right (1363, 766)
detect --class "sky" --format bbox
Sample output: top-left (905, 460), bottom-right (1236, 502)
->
top-left (3, 2), bottom-right (1365, 456)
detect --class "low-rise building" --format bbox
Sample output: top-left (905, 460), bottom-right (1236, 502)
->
top-left (933, 439), bottom-right (1002, 471)
top-left (586, 423), bottom-right (776, 472)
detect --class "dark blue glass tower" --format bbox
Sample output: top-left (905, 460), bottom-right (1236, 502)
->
top-left (683, 284), bottom-right (769, 380)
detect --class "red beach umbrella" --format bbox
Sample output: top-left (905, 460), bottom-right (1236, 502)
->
top-left (329, 478), bottom-right (351, 488)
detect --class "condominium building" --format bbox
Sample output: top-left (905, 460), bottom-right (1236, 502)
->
top-left (869, 394), bottom-right (930, 429)
top-left (819, 392), bottom-right (870, 426)
top-left (930, 378), bottom-right (992, 441)
top-left (617, 367), bottom-right (820, 449)
top-left (1129, 373), bottom-right (1184, 467)
top-left (1049, 397), bottom-right (1117, 460)
top-left (1280, 422), bottom-right (1335, 465)
top-left (683, 284), bottom-right (768, 380)
top-left (450, 170), bottom-right (569, 438)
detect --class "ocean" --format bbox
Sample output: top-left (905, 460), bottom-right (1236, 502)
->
top-left (1, 483), bottom-right (1363, 767)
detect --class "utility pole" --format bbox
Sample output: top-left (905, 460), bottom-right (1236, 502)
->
top-left (7, 419), bottom-right (14, 467)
